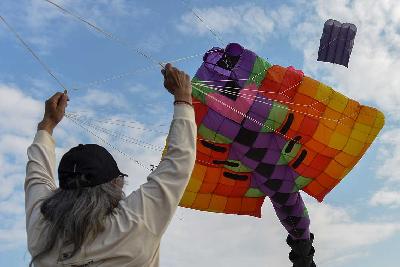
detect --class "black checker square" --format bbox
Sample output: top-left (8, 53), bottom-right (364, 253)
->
top-left (264, 179), bottom-right (283, 191)
top-left (255, 162), bottom-right (275, 178)
top-left (222, 80), bottom-right (241, 101)
top-left (281, 205), bottom-right (295, 214)
top-left (234, 127), bottom-right (258, 146)
top-left (271, 192), bottom-right (290, 205)
top-left (245, 147), bottom-right (268, 161)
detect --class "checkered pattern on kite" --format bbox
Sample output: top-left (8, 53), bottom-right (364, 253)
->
top-left (175, 43), bottom-right (385, 218)
top-left (273, 198), bottom-right (310, 239)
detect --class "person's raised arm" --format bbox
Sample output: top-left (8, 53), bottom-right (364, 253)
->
top-left (125, 64), bottom-right (196, 236)
top-left (25, 92), bottom-right (68, 222)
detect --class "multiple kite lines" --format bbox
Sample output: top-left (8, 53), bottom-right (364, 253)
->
top-left (0, 0), bottom-right (357, 171)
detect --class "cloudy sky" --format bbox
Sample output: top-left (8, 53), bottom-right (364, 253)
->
top-left (0, 0), bottom-right (400, 266)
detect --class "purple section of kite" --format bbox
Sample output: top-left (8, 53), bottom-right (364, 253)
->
top-left (317, 19), bottom-right (357, 67)
top-left (196, 43), bottom-right (257, 100)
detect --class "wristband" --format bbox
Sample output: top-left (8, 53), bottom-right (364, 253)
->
top-left (173, 100), bottom-right (193, 107)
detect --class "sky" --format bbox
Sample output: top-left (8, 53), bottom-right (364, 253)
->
top-left (0, 0), bottom-right (400, 266)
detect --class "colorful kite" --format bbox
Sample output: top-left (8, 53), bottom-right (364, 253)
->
top-left (317, 19), bottom-right (357, 67)
top-left (170, 43), bottom-right (384, 239)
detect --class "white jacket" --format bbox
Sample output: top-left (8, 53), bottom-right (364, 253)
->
top-left (25, 105), bottom-right (196, 267)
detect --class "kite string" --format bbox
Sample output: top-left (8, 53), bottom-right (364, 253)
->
top-left (193, 82), bottom-right (358, 125)
top-left (0, 14), bottom-right (68, 92)
top-left (3, 1), bottom-right (359, 139)
top-left (193, 80), bottom-right (359, 124)
top-left (69, 112), bottom-right (243, 155)
top-left (193, 81), bottom-right (327, 116)
top-left (66, 112), bottom-right (170, 131)
top-left (44, 0), bottom-right (165, 69)
top-left (67, 111), bottom-right (169, 127)
top-left (195, 58), bottom-right (361, 121)
top-left (180, 0), bottom-right (225, 46)
top-left (191, 84), bottom-right (359, 143)
top-left (70, 116), bottom-right (165, 151)
top-left (191, 85), bottom-right (298, 142)
top-left (66, 114), bottom-right (153, 170)
top-left (72, 48), bottom-right (222, 91)
top-left (0, 10), bottom-right (159, 170)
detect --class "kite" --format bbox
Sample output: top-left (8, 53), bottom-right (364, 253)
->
top-left (317, 19), bottom-right (357, 67)
top-left (168, 43), bottom-right (384, 240)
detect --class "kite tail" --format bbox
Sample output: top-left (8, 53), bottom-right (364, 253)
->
top-left (269, 191), bottom-right (311, 240)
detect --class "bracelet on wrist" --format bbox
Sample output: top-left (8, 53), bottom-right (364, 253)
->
top-left (173, 100), bottom-right (193, 107)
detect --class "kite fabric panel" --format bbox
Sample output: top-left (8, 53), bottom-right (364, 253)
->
top-left (317, 19), bottom-right (357, 67)
top-left (169, 43), bottom-right (384, 218)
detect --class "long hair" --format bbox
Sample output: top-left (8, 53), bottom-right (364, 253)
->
top-left (29, 176), bottom-right (125, 266)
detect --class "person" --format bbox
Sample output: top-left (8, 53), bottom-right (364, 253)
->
top-left (25, 63), bottom-right (196, 267)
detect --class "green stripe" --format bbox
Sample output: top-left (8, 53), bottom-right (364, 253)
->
top-left (198, 124), bottom-right (232, 144)
top-left (191, 77), bottom-right (216, 104)
top-left (246, 56), bottom-right (272, 86)
top-left (245, 188), bottom-right (266, 197)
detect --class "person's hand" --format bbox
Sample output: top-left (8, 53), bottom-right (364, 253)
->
top-left (161, 63), bottom-right (192, 104)
top-left (37, 91), bottom-right (69, 135)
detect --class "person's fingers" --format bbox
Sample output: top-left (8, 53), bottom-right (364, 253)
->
top-left (47, 92), bottom-right (64, 104)
top-left (60, 93), bottom-right (68, 107)
top-left (165, 63), bottom-right (173, 75)
top-left (55, 93), bottom-right (67, 106)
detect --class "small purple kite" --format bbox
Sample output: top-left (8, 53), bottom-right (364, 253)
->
top-left (317, 19), bottom-right (357, 67)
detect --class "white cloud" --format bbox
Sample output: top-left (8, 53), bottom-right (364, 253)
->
top-left (306, 201), bottom-right (400, 266)
top-left (159, 199), bottom-right (400, 267)
top-left (270, 5), bottom-right (296, 29)
top-left (177, 4), bottom-right (277, 49)
top-left (77, 88), bottom-right (128, 109)
top-left (0, 85), bottom-right (42, 252)
top-left (0, 84), bottom-right (42, 135)
top-left (0, 218), bottom-right (27, 251)
top-left (375, 128), bottom-right (400, 182)
top-left (370, 189), bottom-right (400, 208)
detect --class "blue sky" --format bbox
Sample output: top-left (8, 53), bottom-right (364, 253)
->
top-left (1, 0), bottom-right (400, 266)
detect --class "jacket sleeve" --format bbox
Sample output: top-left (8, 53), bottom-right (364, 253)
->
top-left (125, 104), bottom-right (196, 236)
top-left (25, 130), bottom-right (57, 227)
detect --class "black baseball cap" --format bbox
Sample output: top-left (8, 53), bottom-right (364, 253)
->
top-left (58, 144), bottom-right (127, 190)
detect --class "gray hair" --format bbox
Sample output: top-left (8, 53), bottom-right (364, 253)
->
top-left (29, 176), bottom-right (125, 266)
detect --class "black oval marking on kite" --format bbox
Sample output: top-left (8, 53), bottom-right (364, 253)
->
top-left (217, 54), bottom-right (240, 71)
top-left (213, 160), bottom-right (240, 167)
top-left (285, 136), bottom-right (302, 153)
top-left (200, 140), bottom-right (227, 153)
top-left (279, 113), bottom-right (294, 135)
top-left (223, 172), bottom-right (248, 181)
top-left (292, 150), bottom-right (307, 169)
